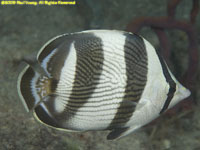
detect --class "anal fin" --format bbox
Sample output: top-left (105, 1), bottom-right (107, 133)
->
top-left (107, 127), bottom-right (130, 140)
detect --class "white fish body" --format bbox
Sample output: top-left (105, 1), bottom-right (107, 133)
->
top-left (17, 30), bottom-right (191, 140)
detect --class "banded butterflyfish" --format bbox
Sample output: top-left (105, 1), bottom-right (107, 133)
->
top-left (17, 30), bottom-right (191, 140)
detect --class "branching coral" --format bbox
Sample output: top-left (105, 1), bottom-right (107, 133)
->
top-left (126, 0), bottom-right (199, 108)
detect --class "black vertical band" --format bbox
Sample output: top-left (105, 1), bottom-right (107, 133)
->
top-left (108, 33), bottom-right (148, 129)
top-left (155, 50), bottom-right (176, 114)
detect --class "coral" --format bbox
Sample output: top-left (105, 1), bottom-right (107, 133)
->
top-left (126, 0), bottom-right (199, 111)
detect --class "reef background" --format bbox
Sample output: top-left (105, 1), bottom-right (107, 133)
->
top-left (0, 0), bottom-right (200, 150)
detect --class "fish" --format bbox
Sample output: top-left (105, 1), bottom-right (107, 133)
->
top-left (17, 30), bottom-right (191, 140)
